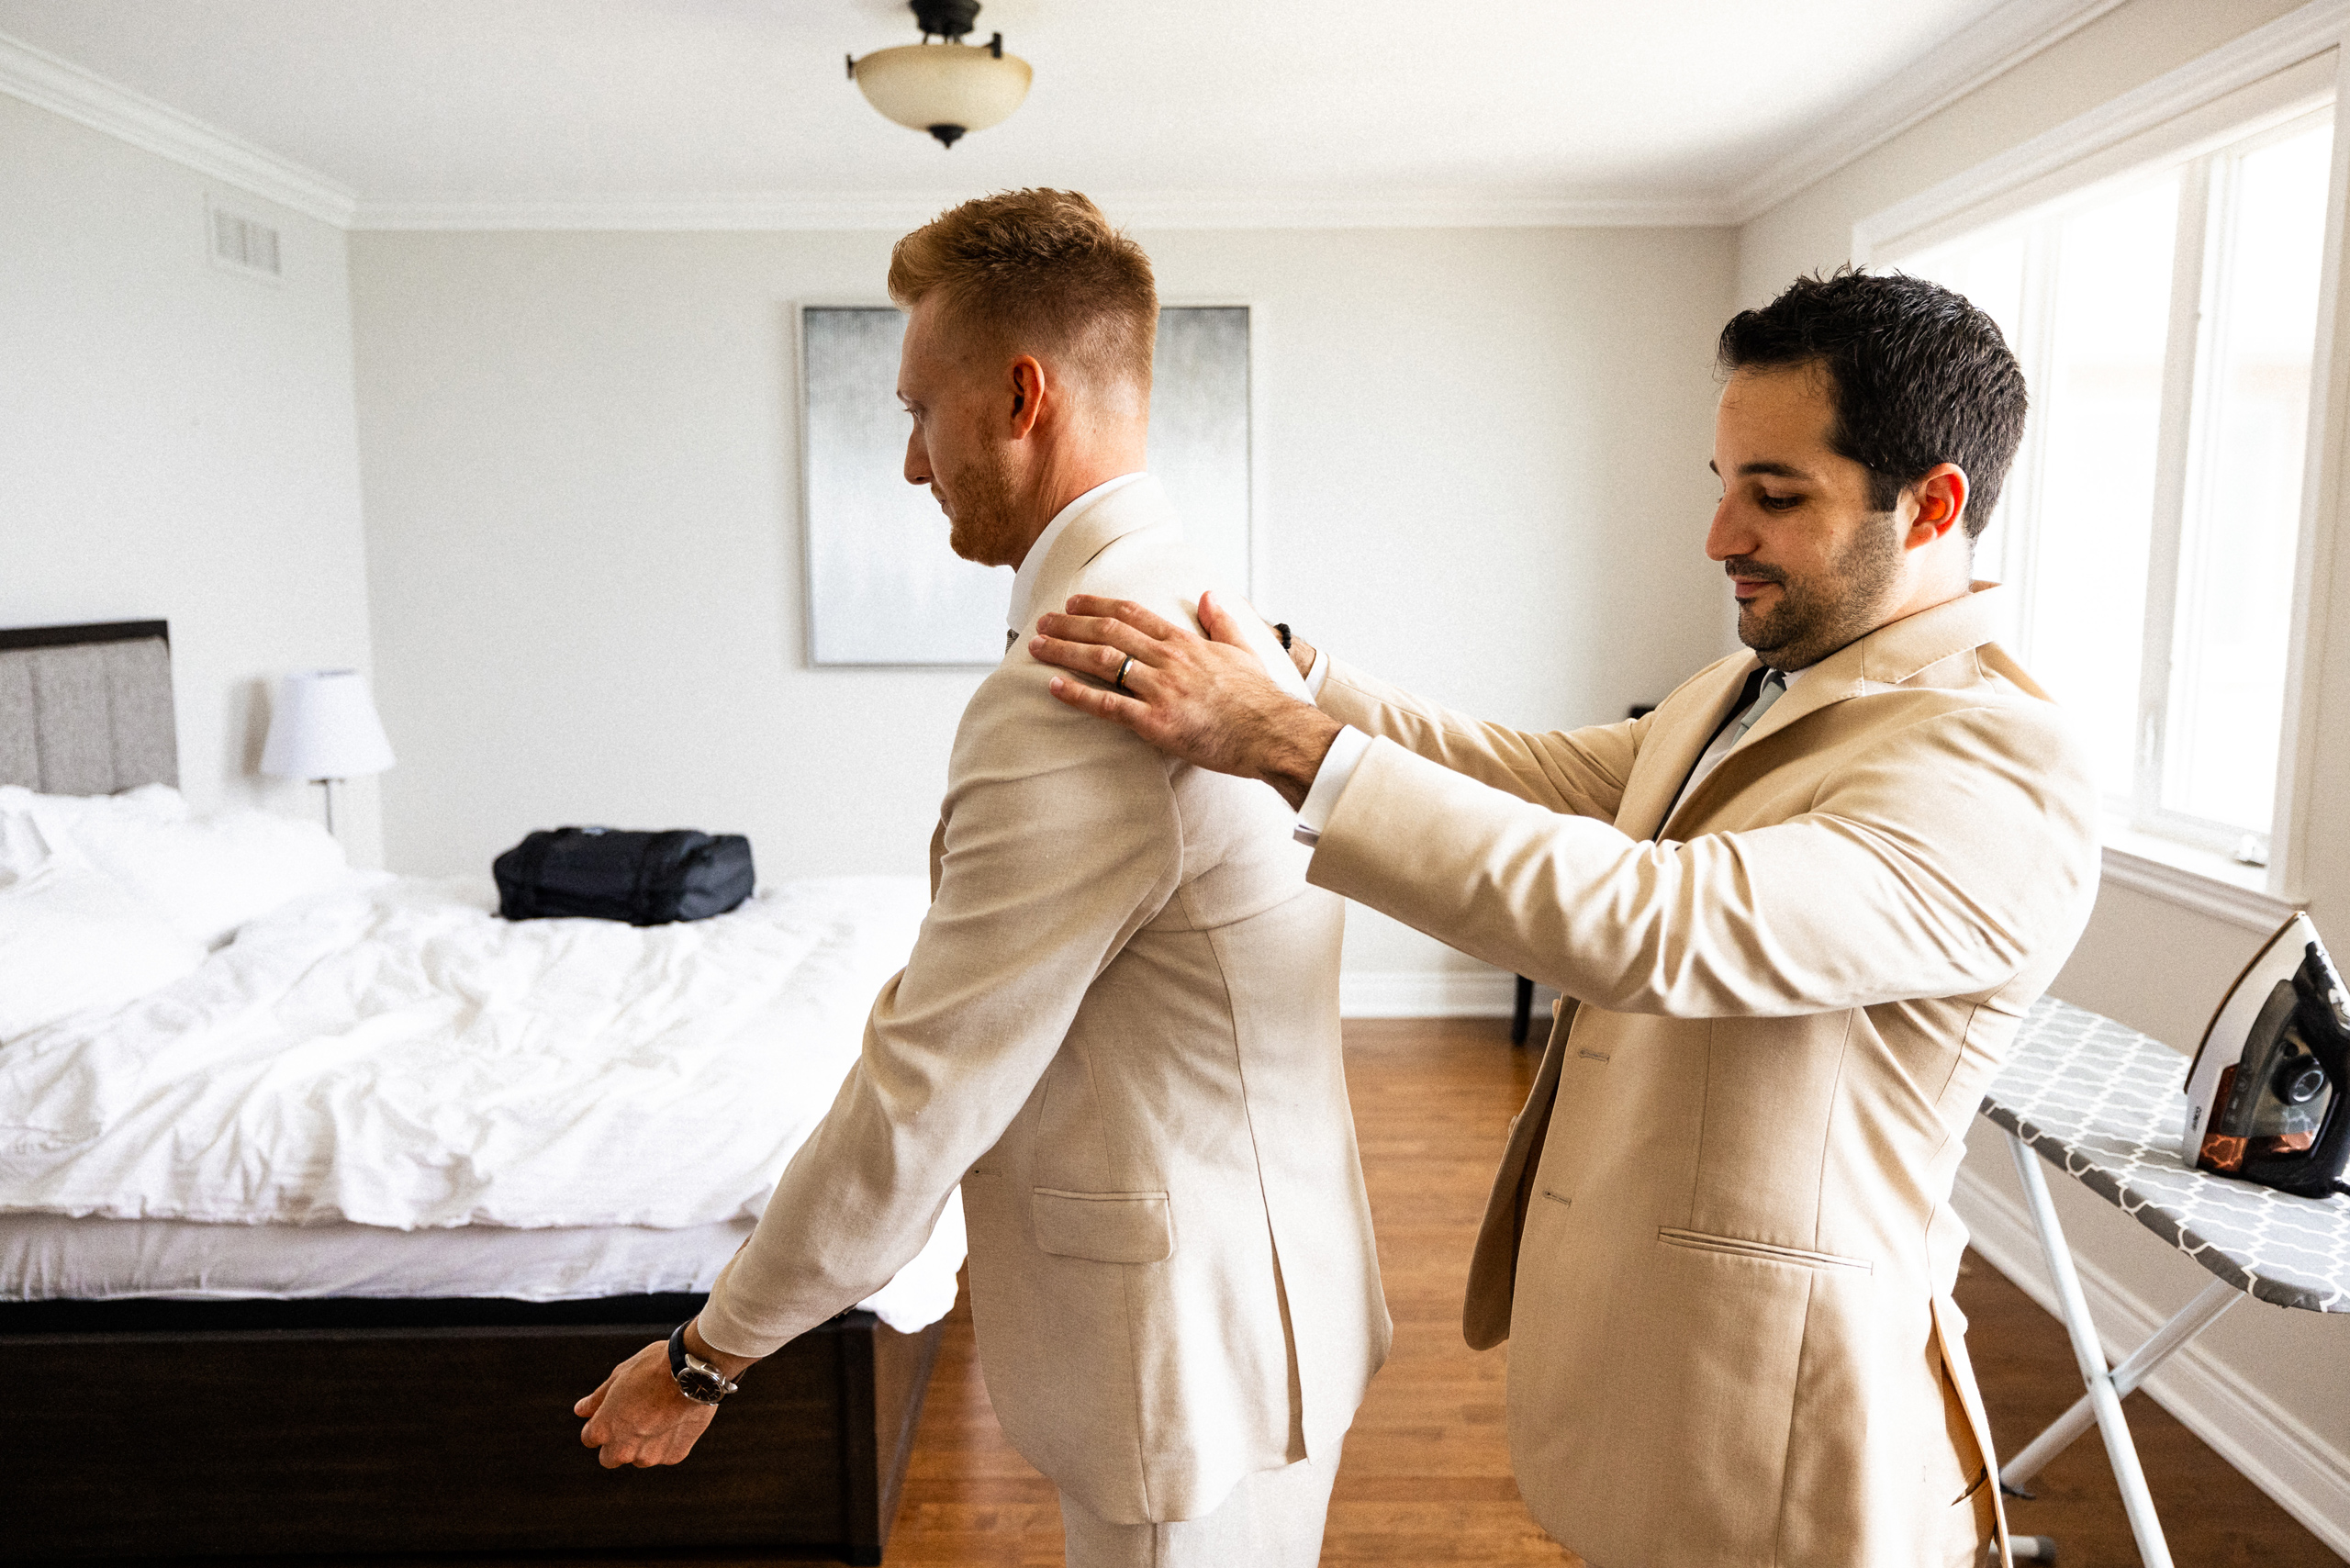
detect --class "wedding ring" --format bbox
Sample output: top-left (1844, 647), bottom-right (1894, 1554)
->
top-left (1113, 655), bottom-right (1135, 692)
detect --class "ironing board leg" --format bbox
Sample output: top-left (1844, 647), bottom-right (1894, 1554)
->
top-left (1999, 1276), bottom-right (2242, 1493)
top-left (2006, 1131), bottom-right (2177, 1568)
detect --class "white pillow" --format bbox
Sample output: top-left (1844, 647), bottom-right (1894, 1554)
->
top-left (0, 848), bottom-right (207, 1039)
top-left (2, 787), bottom-right (348, 946)
top-left (0, 813), bottom-right (48, 883)
top-left (0, 782), bottom-right (188, 822)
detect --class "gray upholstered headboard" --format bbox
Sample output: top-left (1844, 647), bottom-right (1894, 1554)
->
top-left (0, 621), bottom-right (178, 795)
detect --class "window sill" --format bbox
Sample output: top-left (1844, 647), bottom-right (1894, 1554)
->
top-left (2098, 819), bottom-right (2296, 935)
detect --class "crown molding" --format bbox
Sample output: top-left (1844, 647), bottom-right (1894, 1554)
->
top-left (350, 189), bottom-right (1736, 232)
top-left (352, 195), bottom-right (952, 232)
top-left (345, 0), bottom-right (2145, 233)
top-left (1724, 0), bottom-right (2131, 225)
top-left (1109, 191), bottom-right (1735, 230)
top-left (0, 28), bottom-right (356, 226)
top-left (1852, 0), bottom-right (2350, 260)
top-left (0, 0), bottom-right (2178, 240)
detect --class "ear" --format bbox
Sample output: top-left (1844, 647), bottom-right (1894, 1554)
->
top-left (1905, 463), bottom-right (1970, 547)
top-left (1007, 355), bottom-right (1046, 441)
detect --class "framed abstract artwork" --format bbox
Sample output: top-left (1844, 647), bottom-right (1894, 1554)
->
top-left (800, 305), bottom-right (1251, 666)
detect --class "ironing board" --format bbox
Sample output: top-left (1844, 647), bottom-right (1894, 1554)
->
top-left (1979, 997), bottom-right (2350, 1566)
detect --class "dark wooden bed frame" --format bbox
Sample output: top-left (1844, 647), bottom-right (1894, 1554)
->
top-left (0, 1294), bottom-right (944, 1562)
top-left (0, 622), bottom-right (947, 1562)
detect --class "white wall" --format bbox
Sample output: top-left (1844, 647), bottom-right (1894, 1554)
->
top-left (1736, 0), bottom-right (2350, 1548)
top-left (0, 92), bottom-right (381, 863)
top-left (349, 223), bottom-right (1736, 1001)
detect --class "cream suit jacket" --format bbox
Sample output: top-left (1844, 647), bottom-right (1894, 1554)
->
top-left (1308, 586), bottom-right (2098, 1568)
top-left (699, 478), bottom-right (1391, 1525)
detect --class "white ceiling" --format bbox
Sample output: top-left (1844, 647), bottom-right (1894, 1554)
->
top-left (0, 0), bottom-right (2121, 227)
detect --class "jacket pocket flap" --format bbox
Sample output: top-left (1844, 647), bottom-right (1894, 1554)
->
top-left (1657, 1226), bottom-right (1872, 1273)
top-left (1032, 1188), bottom-right (1173, 1264)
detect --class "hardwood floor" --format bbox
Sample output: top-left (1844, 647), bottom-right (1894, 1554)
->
top-left (288, 1017), bottom-right (2340, 1567)
top-left (1953, 1249), bottom-right (2344, 1567)
top-left (878, 1017), bottom-right (2341, 1567)
top-left (1317, 1019), bottom-right (1572, 1565)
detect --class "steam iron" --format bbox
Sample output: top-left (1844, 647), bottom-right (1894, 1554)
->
top-left (2180, 913), bottom-right (2350, 1199)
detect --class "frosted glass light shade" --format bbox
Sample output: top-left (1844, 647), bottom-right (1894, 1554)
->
top-left (853, 42), bottom-right (1031, 140)
top-left (261, 669), bottom-right (395, 781)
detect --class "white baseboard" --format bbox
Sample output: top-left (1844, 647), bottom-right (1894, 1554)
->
top-left (1953, 1164), bottom-right (2350, 1556)
top-left (1339, 969), bottom-right (1524, 1018)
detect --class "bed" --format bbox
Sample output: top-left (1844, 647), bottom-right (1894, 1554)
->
top-left (0, 620), bottom-right (955, 1563)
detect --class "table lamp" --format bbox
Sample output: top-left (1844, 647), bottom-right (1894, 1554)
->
top-left (260, 668), bottom-right (395, 834)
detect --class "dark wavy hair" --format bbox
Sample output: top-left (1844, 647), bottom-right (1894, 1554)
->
top-left (1716, 267), bottom-right (2027, 538)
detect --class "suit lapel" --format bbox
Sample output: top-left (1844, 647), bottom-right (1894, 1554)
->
top-left (1463, 1005), bottom-right (1572, 1352)
top-left (1661, 584), bottom-right (2011, 834)
top-left (1616, 654), bottom-right (1762, 841)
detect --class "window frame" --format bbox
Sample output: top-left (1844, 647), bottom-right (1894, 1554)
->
top-left (1901, 108), bottom-right (2333, 865)
top-left (1853, 21), bottom-right (2350, 933)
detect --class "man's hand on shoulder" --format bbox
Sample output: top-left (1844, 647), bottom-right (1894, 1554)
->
top-left (1031, 591), bottom-right (1341, 811)
top-left (574, 1323), bottom-right (754, 1470)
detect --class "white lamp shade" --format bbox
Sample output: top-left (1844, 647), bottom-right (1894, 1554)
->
top-left (853, 42), bottom-right (1031, 135)
top-left (261, 669), bottom-right (395, 780)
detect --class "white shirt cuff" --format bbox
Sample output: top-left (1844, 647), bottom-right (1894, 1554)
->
top-left (1304, 646), bottom-right (1329, 700)
top-left (1292, 725), bottom-right (1373, 847)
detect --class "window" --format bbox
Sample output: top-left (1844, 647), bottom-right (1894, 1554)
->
top-left (1893, 108), bottom-right (2334, 874)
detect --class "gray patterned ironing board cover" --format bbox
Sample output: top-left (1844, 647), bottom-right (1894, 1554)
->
top-left (1984, 997), bottom-right (2350, 1314)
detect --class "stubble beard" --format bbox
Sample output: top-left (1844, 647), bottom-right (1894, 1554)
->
top-left (1733, 512), bottom-right (1905, 671)
top-left (943, 442), bottom-right (1025, 568)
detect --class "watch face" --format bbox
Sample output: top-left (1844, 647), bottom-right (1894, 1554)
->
top-left (677, 1353), bottom-right (728, 1401)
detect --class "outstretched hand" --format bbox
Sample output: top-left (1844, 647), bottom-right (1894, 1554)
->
top-left (1030, 591), bottom-right (1341, 811)
top-left (574, 1338), bottom-right (718, 1469)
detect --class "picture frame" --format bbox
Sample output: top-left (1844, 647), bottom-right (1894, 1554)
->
top-left (800, 305), bottom-right (1253, 666)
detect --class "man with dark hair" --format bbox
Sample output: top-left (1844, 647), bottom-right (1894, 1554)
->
top-left (574, 190), bottom-right (1389, 1568)
top-left (1719, 267), bottom-right (2028, 532)
top-left (1029, 267), bottom-right (2098, 1567)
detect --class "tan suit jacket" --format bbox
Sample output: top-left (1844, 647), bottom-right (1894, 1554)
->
top-left (1309, 586), bottom-right (2098, 1568)
top-left (699, 478), bottom-right (1390, 1525)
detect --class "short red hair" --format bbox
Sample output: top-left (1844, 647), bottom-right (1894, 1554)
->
top-left (889, 188), bottom-right (1158, 394)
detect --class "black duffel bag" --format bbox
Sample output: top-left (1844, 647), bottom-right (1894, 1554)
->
top-left (493, 827), bottom-right (755, 925)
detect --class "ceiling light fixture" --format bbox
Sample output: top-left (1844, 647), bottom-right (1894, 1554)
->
top-left (847, 0), bottom-right (1032, 149)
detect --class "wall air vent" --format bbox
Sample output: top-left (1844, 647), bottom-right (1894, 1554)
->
top-left (208, 204), bottom-right (282, 281)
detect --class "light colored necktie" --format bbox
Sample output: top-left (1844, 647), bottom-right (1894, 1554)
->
top-left (1729, 669), bottom-right (1788, 747)
top-left (1668, 668), bottom-right (1791, 826)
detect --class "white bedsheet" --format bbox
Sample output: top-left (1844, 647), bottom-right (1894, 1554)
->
top-left (0, 1198), bottom-right (966, 1334)
top-left (0, 873), bottom-right (936, 1238)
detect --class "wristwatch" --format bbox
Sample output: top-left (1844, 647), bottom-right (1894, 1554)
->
top-left (667, 1321), bottom-right (741, 1406)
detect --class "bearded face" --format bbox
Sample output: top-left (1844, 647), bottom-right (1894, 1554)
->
top-left (1724, 507), bottom-right (1904, 671)
top-left (1707, 366), bottom-right (1939, 673)
top-left (938, 436), bottom-right (1024, 568)
top-left (897, 297), bottom-right (1041, 571)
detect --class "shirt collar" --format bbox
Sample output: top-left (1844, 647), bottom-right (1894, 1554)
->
top-left (1007, 471), bottom-right (1149, 632)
